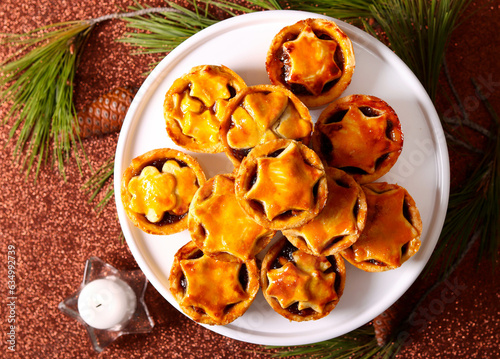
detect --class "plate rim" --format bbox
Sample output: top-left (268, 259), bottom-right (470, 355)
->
top-left (114, 9), bottom-right (450, 346)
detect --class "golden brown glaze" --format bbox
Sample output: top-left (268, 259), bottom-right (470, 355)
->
top-left (164, 65), bottom-right (247, 153)
top-left (341, 182), bottom-right (422, 272)
top-left (121, 148), bottom-right (206, 235)
top-left (312, 94), bottom-right (404, 184)
top-left (266, 18), bottom-right (355, 108)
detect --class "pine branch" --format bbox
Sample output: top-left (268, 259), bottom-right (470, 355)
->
top-left (81, 155), bottom-right (115, 213)
top-left (118, 0), bottom-right (281, 72)
top-left (280, 0), bottom-right (376, 25)
top-left (368, 0), bottom-right (472, 102)
top-left (1, 20), bottom-right (93, 181)
top-left (426, 79), bottom-right (499, 278)
top-left (0, 5), bottom-right (204, 181)
top-left (267, 325), bottom-right (401, 359)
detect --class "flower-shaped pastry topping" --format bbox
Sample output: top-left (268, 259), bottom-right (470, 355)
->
top-left (180, 255), bottom-right (248, 321)
top-left (245, 141), bottom-right (324, 221)
top-left (127, 166), bottom-right (177, 223)
top-left (162, 160), bottom-right (200, 215)
top-left (127, 160), bottom-right (199, 223)
top-left (352, 186), bottom-right (420, 267)
top-left (283, 24), bottom-right (342, 96)
top-left (266, 250), bottom-right (337, 313)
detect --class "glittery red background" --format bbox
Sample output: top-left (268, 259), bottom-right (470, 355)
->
top-left (0, 0), bottom-right (498, 358)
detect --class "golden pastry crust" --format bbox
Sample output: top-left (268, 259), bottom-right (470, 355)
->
top-left (163, 64), bottom-right (247, 153)
top-left (121, 148), bottom-right (206, 235)
top-left (235, 139), bottom-right (328, 230)
top-left (169, 241), bottom-right (259, 325)
top-left (188, 173), bottom-right (275, 263)
top-left (312, 94), bottom-right (404, 184)
top-left (283, 167), bottom-right (367, 256)
top-left (266, 18), bottom-right (355, 108)
top-left (260, 237), bottom-right (346, 321)
top-left (341, 182), bottom-right (422, 272)
top-left (219, 84), bottom-right (313, 167)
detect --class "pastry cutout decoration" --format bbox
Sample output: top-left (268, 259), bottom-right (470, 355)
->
top-left (163, 65), bottom-right (247, 153)
top-left (283, 167), bottom-right (367, 256)
top-left (261, 237), bottom-right (346, 321)
top-left (188, 174), bottom-right (275, 263)
top-left (235, 139), bottom-right (328, 230)
top-left (266, 18), bottom-right (355, 108)
top-left (341, 182), bottom-right (422, 272)
top-left (312, 94), bottom-right (404, 184)
top-left (121, 148), bottom-right (206, 235)
top-left (219, 84), bottom-right (313, 167)
top-left (169, 241), bottom-right (259, 325)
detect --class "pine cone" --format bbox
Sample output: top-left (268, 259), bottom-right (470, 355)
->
top-left (75, 87), bottom-right (136, 138)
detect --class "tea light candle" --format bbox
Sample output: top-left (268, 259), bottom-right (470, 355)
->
top-left (77, 277), bottom-right (137, 330)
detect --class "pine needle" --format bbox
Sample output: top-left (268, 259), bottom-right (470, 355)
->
top-left (1, 20), bottom-right (92, 181)
top-left (282, 0), bottom-right (376, 25)
top-left (118, 0), bottom-right (281, 72)
top-left (267, 325), bottom-right (402, 359)
top-left (81, 155), bottom-right (115, 213)
top-left (426, 80), bottom-right (499, 277)
top-left (368, 0), bottom-right (472, 101)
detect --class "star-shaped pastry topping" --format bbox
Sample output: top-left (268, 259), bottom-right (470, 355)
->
top-left (286, 178), bottom-right (359, 253)
top-left (266, 250), bottom-right (337, 313)
top-left (181, 110), bottom-right (220, 146)
top-left (322, 107), bottom-right (401, 173)
top-left (127, 166), bottom-right (177, 222)
top-left (283, 25), bottom-right (342, 95)
top-left (188, 66), bottom-right (232, 107)
top-left (352, 188), bottom-right (420, 267)
top-left (180, 255), bottom-right (248, 321)
top-left (190, 175), bottom-right (271, 261)
top-left (245, 142), bottom-right (324, 220)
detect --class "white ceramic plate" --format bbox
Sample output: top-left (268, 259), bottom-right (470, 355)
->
top-left (114, 10), bottom-right (449, 346)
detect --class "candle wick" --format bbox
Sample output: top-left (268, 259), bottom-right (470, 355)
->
top-left (96, 304), bottom-right (102, 308)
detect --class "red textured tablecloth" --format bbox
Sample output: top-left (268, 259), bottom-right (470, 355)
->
top-left (0, 0), bottom-right (498, 357)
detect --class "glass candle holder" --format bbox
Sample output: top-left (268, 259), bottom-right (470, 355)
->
top-left (59, 256), bottom-right (154, 352)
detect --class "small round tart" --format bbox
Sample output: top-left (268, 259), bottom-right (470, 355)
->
top-left (283, 167), bottom-right (367, 256)
top-left (169, 241), bottom-right (259, 325)
top-left (261, 237), bottom-right (346, 321)
top-left (341, 182), bottom-right (422, 272)
top-left (188, 173), bottom-right (276, 263)
top-left (219, 84), bottom-right (313, 167)
top-left (121, 148), bottom-right (206, 235)
top-left (235, 139), bottom-right (328, 230)
top-left (312, 94), bottom-right (404, 184)
top-left (163, 64), bottom-right (247, 153)
top-left (266, 18), bottom-right (355, 108)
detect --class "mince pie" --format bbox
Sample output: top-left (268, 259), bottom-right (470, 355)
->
top-left (341, 182), bottom-right (422, 272)
top-left (266, 18), bottom-right (355, 108)
top-left (219, 84), bottom-right (313, 167)
top-left (261, 237), bottom-right (346, 321)
top-left (121, 148), bottom-right (206, 235)
top-left (163, 64), bottom-right (247, 153)
top-left (312, 94), bottom-right (404, 184)
top-left (188, 173), bottom-right (275, 263)
top-left (283, 167), bottom-right (367, 256)
top-left (169, 241), bottom-right (259, 325)
top-left (235, 139), bottom-right (328, 230)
